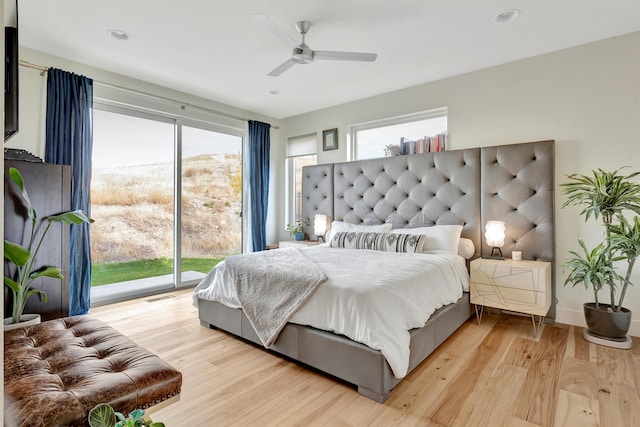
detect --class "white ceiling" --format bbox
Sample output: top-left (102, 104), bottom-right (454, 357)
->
top-left (17, 0), bottom-right (640, 119)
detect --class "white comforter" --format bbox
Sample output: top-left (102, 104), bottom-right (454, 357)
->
top-left (193, 245), bottom-right (469, 378)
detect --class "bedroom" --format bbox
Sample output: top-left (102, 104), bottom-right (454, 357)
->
top-left (3, 0), bottom-right (640, 425)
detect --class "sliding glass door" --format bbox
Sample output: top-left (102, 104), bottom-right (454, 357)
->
top-left (90, 107), bottom-right (244, 301)
top-left (180, 125), bottom-right (243, 283)
top-left (91, 109), bottom-right (175, 290)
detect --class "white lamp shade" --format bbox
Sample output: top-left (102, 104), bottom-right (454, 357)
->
top-left (314, 214), bottom-right (328, 236)
top-left (485, 220), bottom-right (505, 247)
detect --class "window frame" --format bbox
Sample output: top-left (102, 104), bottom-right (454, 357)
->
top-left (285, 133), bottom-right (318, 231)
top-left (348, 107), bottom-right (448, 161)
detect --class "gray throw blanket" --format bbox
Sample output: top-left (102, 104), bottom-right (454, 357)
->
top-left (225, 247), bottom-right (327, 347)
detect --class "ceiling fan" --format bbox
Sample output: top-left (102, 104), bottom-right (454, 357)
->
top-left (252, 13), bottom-right (378, 77)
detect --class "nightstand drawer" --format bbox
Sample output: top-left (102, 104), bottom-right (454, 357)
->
top-left (471, 282), bottom-right (550, 315)
top-left (470, 261), bottom-right (549, 293)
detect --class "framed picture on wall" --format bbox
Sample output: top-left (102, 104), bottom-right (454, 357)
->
top-left (323, 128), bottom-right (338, 151)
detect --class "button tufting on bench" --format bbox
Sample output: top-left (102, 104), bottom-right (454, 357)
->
top-left (4, 315), bottom-right (181, 427)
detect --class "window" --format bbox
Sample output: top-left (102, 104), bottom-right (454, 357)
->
top-left (286, 133), bottom-right (317, 227)
top-left (350, 108), bottom-right (448, 160)
top-left (90, 105), bottom-right (244, 304)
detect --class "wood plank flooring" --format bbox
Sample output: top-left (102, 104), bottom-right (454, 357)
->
top-left (90, 289), bottom-right (640, 426)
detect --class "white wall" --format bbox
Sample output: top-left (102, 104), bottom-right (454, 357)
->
top-left (277, 32), bottom-right (640, 335)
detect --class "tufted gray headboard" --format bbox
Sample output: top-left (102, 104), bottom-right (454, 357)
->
top-left (301, 140), bottom-right (555, 316)
top-left (481, 141), bottom-right (554, 262)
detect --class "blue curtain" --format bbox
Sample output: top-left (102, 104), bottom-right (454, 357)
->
top-left (45, 68), bottom-right (93, 316)
top-left (248, 120), bottom-right (271, 251)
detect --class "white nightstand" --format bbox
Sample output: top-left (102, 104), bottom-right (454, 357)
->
top-left (470, 257), bottom-right (551, 337)
top-left (278, 240), bottom-right (321, 248)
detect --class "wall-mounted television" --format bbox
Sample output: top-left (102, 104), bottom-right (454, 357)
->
top-left (5, 26), bottom-right (19, 141)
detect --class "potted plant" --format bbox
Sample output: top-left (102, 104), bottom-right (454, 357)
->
top-left (4, 167), bottom-right (93, 330)
top-left (561, 167), bottom-right (640, 347)
top-left (88, 403), bottom-right (165, 427)
top-left (286, 219), bottom-right (309, 241)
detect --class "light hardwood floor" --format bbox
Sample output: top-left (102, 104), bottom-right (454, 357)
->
top-left (90, 289), bottom-right (640, 427)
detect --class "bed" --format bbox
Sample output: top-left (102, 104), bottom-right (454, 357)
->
top-left (194, 140), bottom-right (555, 402)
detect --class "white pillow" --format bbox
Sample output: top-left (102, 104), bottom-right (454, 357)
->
top-left (392, 225), bottom-right (463, 254)
top-left (457, 238), bottom-right (475, 259)
top-left (326, 221), bottom-right (392, 243)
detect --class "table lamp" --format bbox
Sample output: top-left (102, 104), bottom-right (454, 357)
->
top-left (484, 220), bottom-right (505, 259)
top-left (314, 214), bottom-right (328, 242)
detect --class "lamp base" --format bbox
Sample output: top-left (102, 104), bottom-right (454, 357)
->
top-left (482, 247), bottom-right (504, 260)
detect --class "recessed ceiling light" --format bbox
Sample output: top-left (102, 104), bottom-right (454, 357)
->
top-left (493, 9), bottom-right (520, 24)
top-left (108, 29), bottom-right (130, 41)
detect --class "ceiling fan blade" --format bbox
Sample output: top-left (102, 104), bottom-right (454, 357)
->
top-left (314, 50), bottom-right (378, 62)
top-left (251, 13), bottom-right (299, 48)
top-left (268, 59), bottom-right (297, 77)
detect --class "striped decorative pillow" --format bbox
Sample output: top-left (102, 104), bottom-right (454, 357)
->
top-left (330, 231), bottom-right (426, 253)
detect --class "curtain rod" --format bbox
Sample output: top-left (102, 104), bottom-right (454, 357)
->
top-left (19, 60), bottom-right (280, 130)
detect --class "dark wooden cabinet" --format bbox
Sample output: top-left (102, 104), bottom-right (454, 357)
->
top-left (4, 160), bottom-right (71, 321)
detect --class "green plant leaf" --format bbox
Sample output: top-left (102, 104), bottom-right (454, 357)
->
top-left (25, 288), bottom-right (48, 304)
top-left (610, 215), bottom-right (640, 260)
top-left (8, 167), bottom-right (36, 223)
top-left (48, 210), bottom-right (95, 225)
top-left (560, 168), bottom-right (640, 224)
top-left (88, 403), bottom-right (117, 427)
top-left (4, 277), bottom-right (20, 293)
top-left (561, 239), bottom-right (615, 291)
top-left (115, 412), bottom-right (127, 422)
top-left (29, 266), bottom-right (64, 281)
top-left (149, 423), bottom-right (165, 427)
top-left (4, 240), bottom-right (30, 267)
top-left (128, 409), bottom-right (145, 421)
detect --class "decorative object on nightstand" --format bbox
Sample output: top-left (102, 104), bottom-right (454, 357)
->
top-left (561, 167), bottom-right (640, 349)
top-left (470, 257), bottom-right (551, 337)
top-left (313, 214), bottom-right (328, 242)
top-left (286, 219), bottom-right (309, 241)
top-left (483, 220), bottom-right (506, 260)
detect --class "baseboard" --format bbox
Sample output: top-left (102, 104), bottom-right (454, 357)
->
top-left (556, 308), bottom-right (640, 338)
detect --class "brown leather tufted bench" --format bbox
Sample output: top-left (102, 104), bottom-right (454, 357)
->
top-left (4, 315), bottom-right (182, 427)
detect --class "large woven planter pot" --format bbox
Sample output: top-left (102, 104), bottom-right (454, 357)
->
top-left (583, 302), bottom-right (631, 339)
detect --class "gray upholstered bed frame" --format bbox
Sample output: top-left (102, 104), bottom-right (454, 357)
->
top-left (198, 140), bottom-right (555, 402)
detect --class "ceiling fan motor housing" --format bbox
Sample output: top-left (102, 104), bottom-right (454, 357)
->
top-left (292, 45), bottom-right (314, 64)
